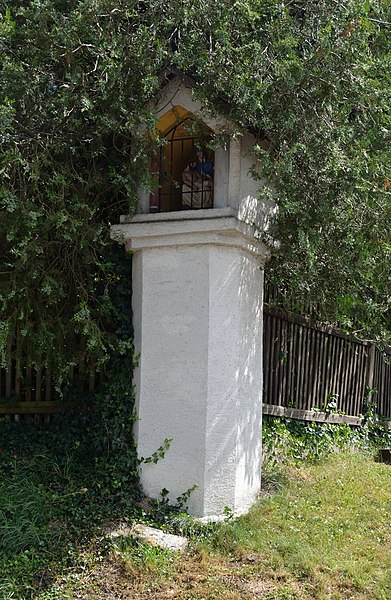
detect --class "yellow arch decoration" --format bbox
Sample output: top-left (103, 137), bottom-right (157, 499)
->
top-left (156, 106), bottom-right (189, 135)
top-left (156, 106), bottom-right (212, 137)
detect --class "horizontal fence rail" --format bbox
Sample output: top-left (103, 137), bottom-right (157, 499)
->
top-left (263, 307), bottom-right (391, 419)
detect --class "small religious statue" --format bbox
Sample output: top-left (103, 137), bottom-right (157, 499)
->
top-left (182, 149), bottom-right (213, 209)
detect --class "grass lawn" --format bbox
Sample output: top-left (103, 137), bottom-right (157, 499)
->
top-left (3, 452), bottom-right (389, 599)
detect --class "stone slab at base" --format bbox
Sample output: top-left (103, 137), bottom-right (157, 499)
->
top-left (111, 209), bottom-right (269, 518)
top-left (104, 522), bottom-right (188, 552)
top-left (132, 524), bottom-right (188, 552)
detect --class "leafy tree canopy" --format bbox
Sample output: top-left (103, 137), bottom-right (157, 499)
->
top-left (0, 0), bottom-right (390, 373)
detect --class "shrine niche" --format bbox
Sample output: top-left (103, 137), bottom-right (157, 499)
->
top-left (150, 108), bottom-right (214, 212)
top-left (134, 69), bottom-right (273, 227)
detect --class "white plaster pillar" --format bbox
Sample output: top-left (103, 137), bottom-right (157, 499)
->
top-left (111, 208), bottom-right (269, 517)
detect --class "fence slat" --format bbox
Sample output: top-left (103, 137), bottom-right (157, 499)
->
top-left (45, 369), bottom-right (52, 403)
top-left (25, 365), bottom-right (32, 403)
top-left (35, 368), bottom-right (42, 402)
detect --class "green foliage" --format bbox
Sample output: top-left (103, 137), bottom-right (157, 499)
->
top-left (0, 237), bottom-right (137, 600)
top-left (0, 385), bottom-right (140, 596)
top-left (0, 247), bottom-right (141, 597)
top-left (90, 366), bottom-right (139, 499)
top-left (0, 470), bottom-right (60, 558)
top-left (262, 412), bottom-right (391, 488)
top-left (1, 411), bottom-right (390, 597)
top-left (225, 454), bottom-right (391, 599)
top-left (0, 0), bottom-right (168, 370)
top-left (134, 483), bottom-right (199, 535)
top-left (141, 437), bottom-right (173, 464)
top-left (174, 0), bottom-right (391, 341)
top-left (113, 537), bottom-right (176, 580)
top-left (263, 416), bottom-right (360, 468)
top-left (0, 388), bottom-right (139, 528)
top-left (1, 0), bottom-right (390, 372)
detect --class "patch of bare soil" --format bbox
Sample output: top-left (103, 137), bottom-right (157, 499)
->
top-left (68, 550), bottom-right (306, 600)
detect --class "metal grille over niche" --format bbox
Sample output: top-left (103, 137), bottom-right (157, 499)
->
top-left (150, 117), bottom-right (214, 213)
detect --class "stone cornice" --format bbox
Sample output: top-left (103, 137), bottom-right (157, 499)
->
top-left (111, 209), bottom-right (270, 261)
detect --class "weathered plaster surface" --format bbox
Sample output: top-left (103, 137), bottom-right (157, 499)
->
top-left (112, 213), bottom-right (268, 517)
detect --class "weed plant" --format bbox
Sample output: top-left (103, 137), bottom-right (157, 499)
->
top-left (261, 405), bottom-right (391, 490)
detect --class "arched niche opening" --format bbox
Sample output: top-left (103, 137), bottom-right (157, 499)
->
top-left (150, 107), bottom-right (215, 213)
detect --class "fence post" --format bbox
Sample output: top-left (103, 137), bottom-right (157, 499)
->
top-left (5, 337), bottom-right (12, 399)
top-left (365, 344), bottom-right (376, 391)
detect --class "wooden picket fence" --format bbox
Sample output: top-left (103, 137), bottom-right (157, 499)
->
top-left (1, 292), bottom-right (390, 422)
top-left (263, 307), bottom-right (391, 419)
top-left (0, 337), bottom-right (99, 423)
